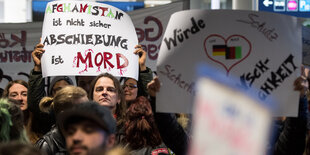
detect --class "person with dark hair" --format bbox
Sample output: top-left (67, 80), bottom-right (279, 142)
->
top-left (48, 76), bottom-right (74, 97)
top-left (0, 141), bottom-right (43, 155)
top-left (147, 77), bottom-right (190, 155)
top-left (58, 101), bottom-right (116, 155)
top-left (89, 73), bottom-right (126, 129)
top-left (270, 76), bottom-right (309, 155)
top-left (75, 76), bottom-right (95, 94)
top-left (121, 45), bottom-right (153, 103)
top-left (121, 96), bottom-right (172, 155)
top-left (35, 86), bottom-right (88, 155)
top-left (27, 42), bottom-right (74, 138)
top-left (0, 98), bottom-right (28, 143)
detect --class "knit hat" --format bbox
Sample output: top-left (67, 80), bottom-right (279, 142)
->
top-left (48, 76), bottom-right (74, 96)
top-left (58, 101), bottom-right (116, 135)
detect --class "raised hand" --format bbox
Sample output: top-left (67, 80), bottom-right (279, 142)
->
top-left (32, 42), bottom-right (45, 72)
top-left (134, 45), bottom-right (147, 71)
top-left (147, 76), bottom-right (160, 97)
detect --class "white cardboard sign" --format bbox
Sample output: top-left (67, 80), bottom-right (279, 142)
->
top-left (156, 10), bottom-right (302, 116)
top-left (189, 76), bottom-right (271, 155)
top-left (41, 1), bottom-right (139, 79)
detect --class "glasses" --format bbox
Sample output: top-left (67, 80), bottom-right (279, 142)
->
top-left (122, 84), bottom-right (137, 90)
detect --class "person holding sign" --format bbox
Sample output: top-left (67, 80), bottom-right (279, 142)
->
top-left (146, 77), bottom-right (189, 155)
top-left (271, 75), bottom-right (309, 155)
top-left (122, 45), bottom-right (153, 103)
top-left (27, 42), bottom-right (73, 139)
top-left (88, 45), bottom-right (152, 133)
top-left (88, 73), bottom-right (126, 131)
top-left (147, 73), bottom-right (309, 155)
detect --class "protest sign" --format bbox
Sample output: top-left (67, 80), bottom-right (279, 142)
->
top-left (41, 1), bottom-right (139, 79)
top-left (302, 26), bottom-right (310, 66)
top-left (0, 22), bottom-right (42, 89)
top-left (189, 65), bottom-right (272, 155)
top-left (128, 1), bottom-right (185, 72)
top-left (0, 2), bottom-right (183, 89)
top-left (157, 10), bottom-right (302, 116)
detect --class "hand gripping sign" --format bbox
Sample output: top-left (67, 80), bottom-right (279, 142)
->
top-left (41, 1), bottom-right (139, 80)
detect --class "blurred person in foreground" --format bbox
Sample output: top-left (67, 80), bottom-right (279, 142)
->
top-left (58, 101), bottom-right (116, 155)
top-left (0, 98), bottom-right (28, 143)
top-left (0, 141), bottom-right (43, 155)
top-left (35, 86), bottom-right (88, 155)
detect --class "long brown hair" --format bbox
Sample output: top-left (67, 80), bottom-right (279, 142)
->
top-left (123, 96), bottom-right (162, 150)
top-left (2, 80), bottom-right (28, 98)
top-left (89, 73), bottom-right (126, 128)
top-left (2, 80), bottom-right (30, 128)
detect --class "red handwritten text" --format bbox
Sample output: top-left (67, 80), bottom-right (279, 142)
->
top-left (136, 16), bottom-right (163, 60)
top-left (74, 49), bottom-right (129, 74)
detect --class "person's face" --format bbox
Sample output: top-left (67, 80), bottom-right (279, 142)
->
top-left (77, 76), bottom-right (95, 93)
top-left (123, 79), bottom-right (138, 102)
top-left (52, 80), bottom-right (70, 97)
top-left (8, 83), bottom-right (28, 111)
top-left (93, 77), bottom-right (120, 109)
top-left (65, 121), bottom-right (107, 155)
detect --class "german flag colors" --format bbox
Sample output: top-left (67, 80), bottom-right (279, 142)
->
top-left (212, 45), bottom-right (242, 59)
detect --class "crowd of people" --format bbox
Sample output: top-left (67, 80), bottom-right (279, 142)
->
top-left (0, 41), bottom-right (309, 155)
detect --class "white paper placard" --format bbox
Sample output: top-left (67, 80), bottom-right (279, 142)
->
top-left (41, 1), bottom-right (139, 79)
top-left (156, 10), bottom-right (301, 116)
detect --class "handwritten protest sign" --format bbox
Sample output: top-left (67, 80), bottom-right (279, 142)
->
top-left (128, 1), bottom-right (184, 72)
top-left (302, 26), bottom-right (310, 66)
top-left (0, 2), bottom-right (183, 90)
top-left (0, 22), bottom-right (41, 89)
top-left (41, 1), bottom-right (138, 79)
top-left (189, 65), bottom-right (272, 155)
top-left (157, 10), bottom-right (302, 116)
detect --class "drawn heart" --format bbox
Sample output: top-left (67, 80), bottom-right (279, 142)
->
top-left (203, 34), bottom-right (251, 75)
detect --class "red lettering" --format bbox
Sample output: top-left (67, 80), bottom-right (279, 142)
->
top-left (103, 52), bottom-right (114, 68)
top-left (10, 31), bottom-right (26, 47)
top-left (77, 52), bottom-right (93, 67)
top-left (116, 53), bottom-right (128, 69)
top-left (57, 4), bottom-right (63, 12)
top-left (74, 50), bottom-right (131, 73)
top-left (80, 4), bottom-right (88, 13)
top-left (0, 38), bottom-right (9, 48)
top-left (99, 7), bottom-right (108, 16)
top-left (13, 51), bottom-right (20, 62)
top-left (147, 44), bottom-right (158, 60)
top-left (144, 16), bottom-right (163, 41)
top-left (95, 52), bottom-right (103, 66)
top-left (136, 28), bottom-right (144, 42)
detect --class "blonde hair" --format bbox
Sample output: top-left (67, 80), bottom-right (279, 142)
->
top-left (39, 86), bottom-right (87, 115)
top-left (106, 146), bottom-right (131, 155)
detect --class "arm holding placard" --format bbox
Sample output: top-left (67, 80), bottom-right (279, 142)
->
top-left (147, 77), bottom-right (189, 155)
top-left (134, 45), bottom-right (153, 97)
top-left (272, 76), bottom-right (308, 155)
top-left (28, 42), bottom-right (55, 136)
